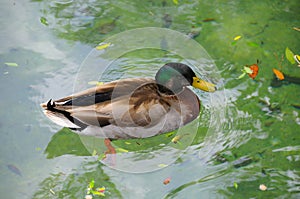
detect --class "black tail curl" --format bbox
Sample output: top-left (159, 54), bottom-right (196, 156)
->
top-left (46, 99), bottom-right (56, 110)
top-left (45, 99), bottom-right (87, 130)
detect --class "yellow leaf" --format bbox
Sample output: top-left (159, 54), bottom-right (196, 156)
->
top-left (293, 27), bottom-right (300, 32)
top-left (158, 164), bottom-right (168, 168)
top-left (88, 81), bottom-right (104, 86)
top-left (97, 187), bottom-right (105, 192)
top-left (116, 148), bottom-right (129, 153)
top-left (233, 35), bottom-right (242, 41)
top-left (294, 55), bottom-right (300, 65)
top-left (4, 62), bottom-right (18, 67)
top-left (96, 42), bottom-right (111, 50)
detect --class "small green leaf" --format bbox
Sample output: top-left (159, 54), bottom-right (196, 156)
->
top-left (92, 149), bottom-right (97, 156)
top-left (243, 66), bottom-right (253, 74)
top-left (285, 47), bottom-right (296, 64)
top-left (40, 17), bottom-right (49, 26)
top-left (98, 153), bottom-right (106, 161)
top-left (35, 147), bottom-right (42, 151)
top-left (247, 41), bottom-right (260, 47)
top-left (236, 72), bottom-right (246, 79)
top-left (89, 180), bottom-right (95, 189)
top-left (233, 182), bottom-right (238, 189)
top-left (158, 164), bottom-right (168, 168)
top-left (4, 62), bottom-right (18, 67)
top-left (172, 0), bottom-right (179, 5)
top-left (165, 131), bottom-right (175, 137)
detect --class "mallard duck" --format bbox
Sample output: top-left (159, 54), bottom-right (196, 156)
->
top-left (41, 63), bottom-right (216, 139)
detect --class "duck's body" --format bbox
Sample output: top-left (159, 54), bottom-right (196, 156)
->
top-left (41, 63), bottom-right (216, 139)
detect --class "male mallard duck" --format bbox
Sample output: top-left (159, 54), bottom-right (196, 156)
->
top-left (41, 63), bottom-right (216, 139)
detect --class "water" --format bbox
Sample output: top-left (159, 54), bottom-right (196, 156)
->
top-left (1, 0), bottom-right (299, 198)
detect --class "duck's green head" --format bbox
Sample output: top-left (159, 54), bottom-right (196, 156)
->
top-left (155, 63), bottom-right (216, 94)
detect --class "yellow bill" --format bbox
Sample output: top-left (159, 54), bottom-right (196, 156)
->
top-left (192, 77), bottom-right (216, 92)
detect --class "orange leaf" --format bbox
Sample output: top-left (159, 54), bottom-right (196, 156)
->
top-left (272, 68), bottom-right (284, 80)
top-left (248, 64), bottom-right (259, 79)
top-left (163, 177), bottom-right (171, 185)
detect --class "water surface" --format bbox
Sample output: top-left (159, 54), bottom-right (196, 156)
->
top-left (0, 0), bottom-right (299, 198)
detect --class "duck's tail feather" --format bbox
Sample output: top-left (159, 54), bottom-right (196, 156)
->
top-left (43, 110), bottom-right (81, 129)
top-left (41, 99), bottom-right (87, 129)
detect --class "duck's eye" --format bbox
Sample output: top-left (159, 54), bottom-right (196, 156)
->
top-left (197, 80), bottom-right (200, 83)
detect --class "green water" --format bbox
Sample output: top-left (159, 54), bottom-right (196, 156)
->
top-left (1, 0), bottom-right (299, 198)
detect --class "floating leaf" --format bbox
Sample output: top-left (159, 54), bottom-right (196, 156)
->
top-left (172, 0), bottom-right (178, 5)
top-left (294, 55), bottom-right (300, 67)
top-left (272, 68), bottom-right (284, 80)
top-left (49, 189), bottom-right (55, 195)
top-left (92, 190), bottom-right (105, 196)
top-left (243, 66), bottom-right (253, 74)
top-left (233, 35), bottom-right (242, 41)
top-left (247, 41), bottom-right (260, 47)
top-left (171, 133), bottom-right (188, 144)
top-left (4, 62), bottom-right (18, 67)
top-left (293, 27), bottom-right (300, 32)
top-left (88, 81), bottom-right (104, 86)
top-left (171, 135), bottom-right (183, 144)
top-left (96, 42), bottom-right (111, 50)
top-left (35, 147), bottom-right (42, 151)
top-left (92, 149), bottom-right (97, 156)
top-left (285, 47), bottom-right (295, 64)
top-left (236, 72), bottom-right (246, 79)
top-left (248, 64), bottom-right (259, 79)
top-left (158, 164), bottom-right (168, 168)
top-left (202, 18), bottom-right (215, 22)
top-left (165, 132), bottom-right (175, 137)
top-left (116, 148), bottom-right (129, 153)
top-left (233, 182), bottom-right (238, 189)
top-left (96, 187), bottom-right (105, 193)
top-left (163, 177), bottom-right (171, 185)
top-left (259, 184), bottom-right (267, 191)
top-left (40, 17), bottom-right (49, 26)
top-left (98, 153), bottom-right (106, 161)
top-left (89, 180), bottom-right (95, 189)
top-left (238, 63), bottom-right (259, 79)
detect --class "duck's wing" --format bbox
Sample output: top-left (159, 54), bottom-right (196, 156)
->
top-left (68, 83), bottom-right (174, 128)
top-left (50, 78), bottom-right (155, 107)
top-left (41, 78), bottom-right (173, 129)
